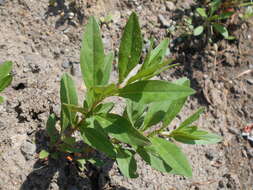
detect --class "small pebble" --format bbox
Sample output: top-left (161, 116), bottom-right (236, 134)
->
top-left (62, 61), bottom-right (71, 69)
top-left (209, 50), bottom-right (216, 56)
top-left (213, 43), bottom-right (218, 52)
top-left (165, 1), bottom-right (176, 11)
top-left (112, 11), bottom-right (121, 23)
top-left (158, 14), bottom-right (171, 28)
top-left (218, 180), bottom-right (225, 188)
top-left (228, 127), bottom-right (240, 135)
top-left (68, 12), bottom-right (74, 19)
top-left (246, 148), bottom-right (253, 158)
top-left (20, 140), bottom-right (36, 160)
top-left (205, 151), bottom-right (215, 161)
top-left (71, 63), bottom-right (82, 77)
top-left (246, 79), bottom-right (253, 85)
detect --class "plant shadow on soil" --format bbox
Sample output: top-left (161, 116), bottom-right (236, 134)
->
top-left (20, 129), bottom-right (129, 190)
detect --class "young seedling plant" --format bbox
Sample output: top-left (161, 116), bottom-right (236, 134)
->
top-left (40, 12), bottom-right (222, 178)
top-left (0, 61), bottom-right (13, 104)
top-left (193, 0), bottom-right (235, 41)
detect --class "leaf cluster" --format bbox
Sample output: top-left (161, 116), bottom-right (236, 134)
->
top-left (193, 0), bottom-right (235, 40)
top-left (41, 12), bottom-right (222, 178)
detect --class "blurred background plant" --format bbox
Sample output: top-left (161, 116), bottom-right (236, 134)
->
top-left (0, 61), bottom-right (13, 104)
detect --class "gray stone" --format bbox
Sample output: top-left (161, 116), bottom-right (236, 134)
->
top-left (111, 11), bottom-right (121, 23)
top-left (165, 1), bottom-right (176, 11)
top-left (52, 104), bottom-right (61, 116)
top-left (246, 147), bottom-right (253, 158)
top-left (20, 140), bottom-right (36, 160)
top-left (67, 12), bottom-right (75, 19)
top-left (49, 182), bottom-right (60, 190)
top-left (71, 63), bottom-right (82, 77)
top-left (218, 180), bottom-right (225, 188)
top-left (103, 37), bottom-right (112, 51)
top-left (246, 79), bottom-right (253, 85)
top-left (228, 127), bottom-right (240, 135)
top-left (0, 0), bottom-right (5, 5)
top-left (62, 61), bottom-right (71, 69)
top-left (205, 151), bottom-right (215, 161)
top-left (158, 14), bottom-right (171, 28)
top-left (29, 63), bottom-right (40, 73)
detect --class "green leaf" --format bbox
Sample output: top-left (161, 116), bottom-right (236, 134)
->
top-left (118, 12), bottom-right (143, 83)
top-left (39, 150), bottom-right (49, 159)
top-left (143, 39), bottom-right (170, 69)
top-left (141, 101), bottom-right (172, 131)
top-left (58, 143), bottom-right (81, 153)
top-left (129, 39), bottom-right (170, 84)
top-left (85, 88), bottom-right (97, 109)
top-left (136, 146), bottom-right (173, 173)
top-left (174, 131), bottom-right (222, 145)
top-left (94, 102), bottom-right (114, 114)
top-left (116, 147), bottom-right (138, 178)
top-left (193, 26), bottom-right (204, 36)
top-left (212, 23), bottom-right (228, 38)
top-left (125, 99), bottom-right (147, 126)
top-left (225, 36), bottom-right (235, 40)
top-left (93, 84), bottom-right (118, 98)
top-left (176, 125), bottom-right (198, 134)
top-left (60, 73), bottom-right (78, 131)
top-left (119, 80), bottom-right (195, 104)
top-left (196, 8), bottom-right (207, 18)
top-left (95, 114), bottom-right (151, 146)
top-left (210, 12), bottom-right (234, 21)
top-left (101, 52), bottom-right (114, 85)
top-left (209, 0), bottom-right (221, 16)
top-left (50, 152), bottom-right (59, 160)
top-left (0, 96), bottom-right (4, 104)
top-left (80, 119), bottom-right (116, 158)
top-left (46, 114), bottom-right (59, 145)
top-left (127, 59), bottom-right (174, 84)
top-left (87, 158), bottom-right (104, 167)
top-left (150, 137), bottom-right (192, 177)
top-left (76, 159), bottom-right (86, 171)
top-left (162, 78), bottom-right (190, 128)
top-left (141, 62), bottom-right (177, 81)
top-left (178, 107), bottom-right (205, 129)
top-left (80, 16), bottom-right (105, 88)
top-left (62, 136), bottom-right (76, 145)
top-left (87, 84), bottom-right (117, 109)
top-left (0, 61), bottom-right (13, 80)
top-left (63, 103), bottom-right (88, 114)
top-left (60, 110), bottom-right (69, 134)
top-left (142, 38), bottom-right (155, 70)
top-left (171, 131), bottom-right (203, 141)
top-left (0, 75), bottom-right (12, 93)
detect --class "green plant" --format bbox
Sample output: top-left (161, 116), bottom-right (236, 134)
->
top-left (40, 12), bottom-right (222, 178)
top-left (0, 61), bottom-right (13, 104)
top-left (193, 0), bottom-right (235, 40)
